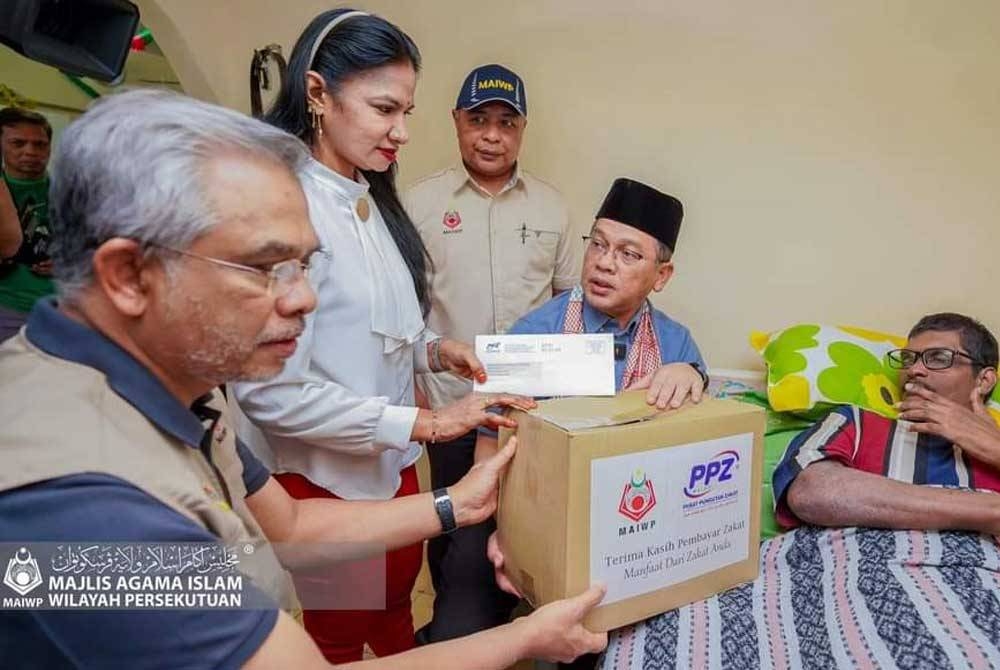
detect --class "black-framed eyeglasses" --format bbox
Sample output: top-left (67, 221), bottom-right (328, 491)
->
top-left (151, 244), bottom-right (326, 297)
top-left (581, 235), bottom-right (648, 266)
top-left (886, 347), bottom-right (983, 370)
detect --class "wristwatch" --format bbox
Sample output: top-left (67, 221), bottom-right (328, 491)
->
top-left (433, 488), bottom-right (457, 534)
top-left (689, 362), bottom-right (710, 391)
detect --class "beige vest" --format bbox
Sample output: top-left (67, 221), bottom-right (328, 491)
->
top-left (0, 333), bottom-right (298, 612)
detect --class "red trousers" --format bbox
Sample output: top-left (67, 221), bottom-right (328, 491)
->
top-left (274, 466), bottom-right (423, 663)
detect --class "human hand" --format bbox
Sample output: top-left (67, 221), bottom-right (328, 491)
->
top-left (436, 392), bottom-right (536, 442)
top-left (899, 384), bottom-right (1000, 468)
top-left (516, 584), bottom-right (609, 663)
top-left (486, 530), bottom-right (522, 597)
top-left (437, 338), bottom-right (487, 383)
top-left (628, 362), bottom-right (704, 409)
top-left (449, 437), bottom-right (517, 528)
top-left (30, 259), bottom-right (53, 276)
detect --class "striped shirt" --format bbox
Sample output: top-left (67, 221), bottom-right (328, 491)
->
top-left (773, 405), bottom-right (1000, 528)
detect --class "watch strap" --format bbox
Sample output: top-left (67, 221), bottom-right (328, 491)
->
top-left (433, 487), bottom-right (457, 534)
top-left (688, 362), bottom-right (710, 391)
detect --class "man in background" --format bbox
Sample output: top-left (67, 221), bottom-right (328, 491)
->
top-left (0, 107), bottom-right (54, 341)
top-left (405, 63), bottom-right (577, 643)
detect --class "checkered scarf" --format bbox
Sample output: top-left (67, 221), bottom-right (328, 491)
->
top-left (561, 285), bottom-right (661, 389)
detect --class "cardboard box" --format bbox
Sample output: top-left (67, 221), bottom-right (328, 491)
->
top-left (496, 392), bottom-right (765, 632)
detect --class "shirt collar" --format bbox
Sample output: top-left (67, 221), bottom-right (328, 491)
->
top-left (452, 163), bottom-right (523, 197)
top-left (25, 298), bottom-right (211, 450)
top-left (581, 297), bottom-right (646, 336)
top-left (302, 156), bottom-right (370, 201)
top-left (3, 172), bottom-right (49, 187)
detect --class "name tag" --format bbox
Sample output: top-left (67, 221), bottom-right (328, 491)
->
top-left (474, 334), bottom-right (615, 397)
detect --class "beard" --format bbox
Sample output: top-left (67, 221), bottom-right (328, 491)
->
top-left (160, 278), bottom-right (302, 386)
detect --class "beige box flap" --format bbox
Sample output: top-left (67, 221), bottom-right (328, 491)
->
top-left (531, 390), bottom-right (762, 431)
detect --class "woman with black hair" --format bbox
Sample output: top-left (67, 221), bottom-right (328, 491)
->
top-left (231, 8), bottom-right (531, 663)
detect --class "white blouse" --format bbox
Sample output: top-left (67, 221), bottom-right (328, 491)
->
top-left (231, 158), bottom-right (435, 500)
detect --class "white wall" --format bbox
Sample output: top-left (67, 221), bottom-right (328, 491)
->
top-left (141, 0), bottom-right (1000, 369)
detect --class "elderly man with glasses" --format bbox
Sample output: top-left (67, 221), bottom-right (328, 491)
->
top-left (0, 90), bottom-right (608, 669)
top-left (773, 312), bottom-right (1000, 532)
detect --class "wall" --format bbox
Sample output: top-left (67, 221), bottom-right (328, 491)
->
top-left (140, 0), bottom-right (1000, 369)
top-left (1, 43), bottom-right (182, 114)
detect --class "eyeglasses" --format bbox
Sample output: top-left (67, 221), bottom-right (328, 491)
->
top-left (582, 236), bottom-right (650, 267)
top-left (886, 347), bottom-right (984, 370)
top-left (151, 244), bottom-right (324, 296)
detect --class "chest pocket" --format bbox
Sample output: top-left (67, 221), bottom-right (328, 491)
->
top-left (517, 225), bottom-right (560, 281)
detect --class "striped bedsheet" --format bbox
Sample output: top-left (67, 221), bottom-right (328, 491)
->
top-left (599, 526), bottom-right (1000, 669)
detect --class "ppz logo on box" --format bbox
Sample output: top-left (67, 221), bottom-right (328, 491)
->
top-left (617, 470), bottom-right (656, 522)
top-left (683, 450), bottom-right (740, 499)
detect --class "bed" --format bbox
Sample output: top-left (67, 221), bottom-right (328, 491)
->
top-left (596, 367), bottom-right (1000, 670)
top-left (599, 526), bottom-right (1000, 669)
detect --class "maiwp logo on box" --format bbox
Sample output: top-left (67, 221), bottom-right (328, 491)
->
top-left (617, 470), bottom-right (656, 522)
top-left (683, 450), bottom-right (739, 499)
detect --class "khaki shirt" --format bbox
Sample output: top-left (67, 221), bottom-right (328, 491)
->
top-left (405, 165), bottom-right (578, 407)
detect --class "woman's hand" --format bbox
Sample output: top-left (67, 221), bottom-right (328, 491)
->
top-left (434, 392), bottom-right (536, 442)
top-left (435, 337), bottom-right (487, 383)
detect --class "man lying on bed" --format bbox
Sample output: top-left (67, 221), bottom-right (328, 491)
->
top-left (589, 313), bottom-right (1000, 670)
top-left (774, 312), bottom-right (1000, 531)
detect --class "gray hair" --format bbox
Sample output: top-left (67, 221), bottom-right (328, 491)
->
top-left (49, 89), bottom-right (309, 298)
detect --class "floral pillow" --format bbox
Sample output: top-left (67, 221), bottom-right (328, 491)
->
top-left (751, 324), bottom-right (1000, 422)
top-left (751, 325), bottom-right (907, 418)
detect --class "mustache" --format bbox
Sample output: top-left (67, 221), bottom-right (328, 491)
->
top-left (257, 323), bottom-right (304, 345)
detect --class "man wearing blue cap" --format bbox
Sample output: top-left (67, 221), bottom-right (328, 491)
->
top-left (405, 64), bottom-right (577, 643)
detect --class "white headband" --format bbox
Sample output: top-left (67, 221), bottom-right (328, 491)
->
top-left (307, 10), bottom-right (370, 69)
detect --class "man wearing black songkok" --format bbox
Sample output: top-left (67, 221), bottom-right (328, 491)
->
top-left (466, 180), bottom-right (708, 669)
top-left (495, 177), bottom-right (706, 408)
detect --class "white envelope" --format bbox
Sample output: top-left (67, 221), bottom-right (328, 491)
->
top-left (473, 333), bottom-right (615, 397)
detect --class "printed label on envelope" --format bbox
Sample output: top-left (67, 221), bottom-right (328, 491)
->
top-left (474, 334), bottom-right (615, 397)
